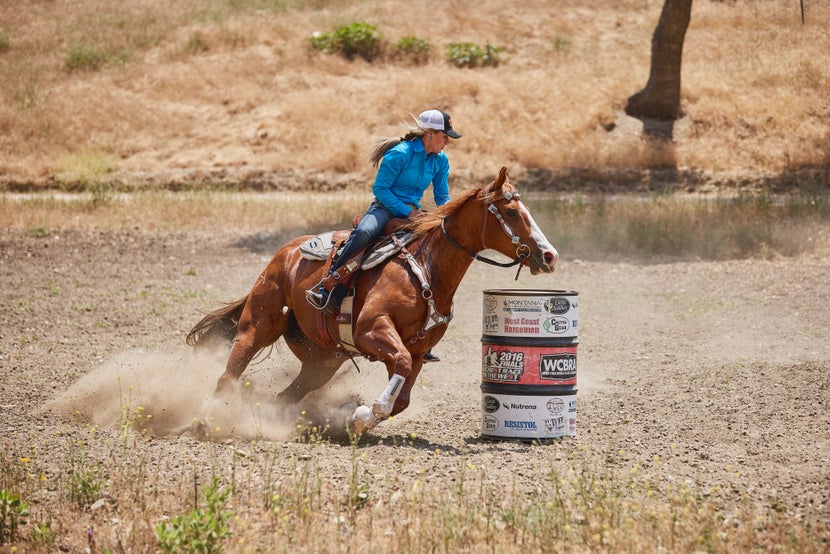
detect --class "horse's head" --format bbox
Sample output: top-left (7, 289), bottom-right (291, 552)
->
top-left (480, 167), bottom-right (558, 275)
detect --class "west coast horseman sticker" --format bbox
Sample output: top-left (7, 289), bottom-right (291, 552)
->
top-left (482, 290), bottom-right (578, 338)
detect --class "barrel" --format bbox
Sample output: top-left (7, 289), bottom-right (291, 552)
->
top-left (480, 289), bottom-right (579, 441)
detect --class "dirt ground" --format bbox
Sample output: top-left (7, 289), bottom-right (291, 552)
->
top-left (1, 225), bottom-right (829, 537)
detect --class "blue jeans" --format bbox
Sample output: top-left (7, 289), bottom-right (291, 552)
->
top-left (328, 200), bottom-right (394, 275)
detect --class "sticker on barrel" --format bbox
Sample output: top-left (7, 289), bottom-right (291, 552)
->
top-left (481, 391), bottom-right (577, 440)
top-left (483, 289), bottom-right (578, 339)
top-left (482, 343), bottom-right (577, 386)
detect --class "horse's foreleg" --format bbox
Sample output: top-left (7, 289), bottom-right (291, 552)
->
top-left (352, 350), bottom-right (421, 433)
top-left (352, 305), bottom-right (422, 433)
top-left (373, 373), bottom-right (406, 417)
top-left (391, 358), bottom-right (423, 416)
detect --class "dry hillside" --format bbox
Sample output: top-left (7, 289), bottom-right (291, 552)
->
top-left (1, 0), bottom-right (828, 191)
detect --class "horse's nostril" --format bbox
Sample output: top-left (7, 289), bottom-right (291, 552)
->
top-left (544, 251), bottom-right (556, 265)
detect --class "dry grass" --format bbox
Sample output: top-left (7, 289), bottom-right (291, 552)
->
top-left (0, 190), bottom-right (372, 234)
top-left (1, 0), bottom-right (828, 188)
top-left (3, 420), bottom-right (827, 553)
top-left (3, 187), bottom-right (829, 261)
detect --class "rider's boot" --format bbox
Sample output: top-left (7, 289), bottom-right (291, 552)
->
top-left (327, 284), bottom-right (348, 313)
top-left (305, 285), bottom-right (330, 309)
top-left (423, 351), bottom-right (441, 363)
top-left (305, 283), bottom-right (349, 314)
top-left (306, 254), bottom-right (362, 312)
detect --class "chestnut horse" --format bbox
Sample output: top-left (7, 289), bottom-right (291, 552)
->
top-left (186, 167), bottom-right (558, 433)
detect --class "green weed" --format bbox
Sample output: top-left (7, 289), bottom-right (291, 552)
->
top-left (65, 442), bottom-right (102, 509)
top-left (31, 521), bottom-right (54, 547)
top-left (186, 32), bottom-right (210, 54)
top-left (346, 446), bottom-right (370, 514)
top-left (553, 33), bottom-right (572, 53)
top-left (26, 224), bottom-right (53, 238)
top-left (0, 489), bottom-right (30, 544)
top-left (155, 476), bottom-right (232, 554)
top-left (65, 43), bottom-right (106, 71)
top-left (56, 150), bottom-right (116, 205)
top-left (65, 42), bottom-right (130, 71)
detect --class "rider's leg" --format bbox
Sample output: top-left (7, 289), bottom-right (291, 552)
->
top-left (306, 201), bottom-right (392, 310)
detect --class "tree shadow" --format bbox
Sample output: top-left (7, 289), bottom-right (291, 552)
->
top-left (640, 116), bottom-right (676, 143)
top-left (633, 115), bottom-right (680, 184)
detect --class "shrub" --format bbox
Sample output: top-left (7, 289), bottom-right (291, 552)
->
top-left (310, 22), bottom-right (381, 62)
top-left (445, 41), bottom-right (501, 68)
top-left (309, 31), bottom-right (337, 53)
top-left (393, 36), bottom-right (431, 64)
top-left (0, 32), bottom-right (9, 53)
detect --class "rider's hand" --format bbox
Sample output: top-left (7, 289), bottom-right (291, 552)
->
top-left (407, 208), bottom-right (425, 220)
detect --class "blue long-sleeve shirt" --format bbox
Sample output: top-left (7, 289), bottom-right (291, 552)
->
top-left (372, 139), bottom-right (451, 218)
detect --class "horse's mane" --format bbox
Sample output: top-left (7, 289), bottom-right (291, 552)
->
top-left (406, 177), bottom-right (501, 236)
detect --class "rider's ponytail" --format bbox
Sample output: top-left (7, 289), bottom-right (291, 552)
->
top-left (368, 115), bottom-right (429, 167)
top-left (368, 138), bottom-right (402, 167)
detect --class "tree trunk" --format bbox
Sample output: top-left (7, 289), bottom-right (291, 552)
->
top-left (625, 0), bottom-right (693, 120)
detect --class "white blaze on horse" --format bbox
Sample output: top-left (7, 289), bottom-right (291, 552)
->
top-left (186, 167), bottom-right (558, 434)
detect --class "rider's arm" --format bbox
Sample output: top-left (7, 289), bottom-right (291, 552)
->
top-left (431, 154), bottom-right (451, 207)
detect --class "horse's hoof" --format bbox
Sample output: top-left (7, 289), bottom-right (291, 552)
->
top-left (351, 405), bottom-right (376, 435)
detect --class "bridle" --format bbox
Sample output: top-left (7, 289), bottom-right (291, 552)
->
top-left (440, 189), bottom-right (532, 280)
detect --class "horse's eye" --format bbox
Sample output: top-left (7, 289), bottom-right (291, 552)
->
top-left (505, 208), bottom-right (519, 219)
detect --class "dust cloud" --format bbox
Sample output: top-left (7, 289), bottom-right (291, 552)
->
top-left (43, 348), bottom-right (362, 442)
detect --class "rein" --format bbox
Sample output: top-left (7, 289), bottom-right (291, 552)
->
top-left (440, 190), bottom-right (531, 280)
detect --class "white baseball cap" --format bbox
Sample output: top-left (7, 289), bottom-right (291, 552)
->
top-left (418, 109), bottom-right (462, 138)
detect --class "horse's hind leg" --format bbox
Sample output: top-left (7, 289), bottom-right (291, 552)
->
top-left (276, 327), bottom-right (344, 405)
top-left (215, 289), bottom-right (291, 394)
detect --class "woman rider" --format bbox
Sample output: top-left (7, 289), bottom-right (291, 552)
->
top-left (305, 109), bottom-right (462, 361)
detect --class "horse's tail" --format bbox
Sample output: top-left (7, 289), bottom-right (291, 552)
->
top-left (185, 295), bottom-right (248, 350)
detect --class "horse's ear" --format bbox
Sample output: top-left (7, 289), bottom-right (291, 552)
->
top-left (497, 167), bottom-right (509, 185)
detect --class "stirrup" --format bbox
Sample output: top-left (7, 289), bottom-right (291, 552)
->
top-left (305, 288), bottom-right (330, 310)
